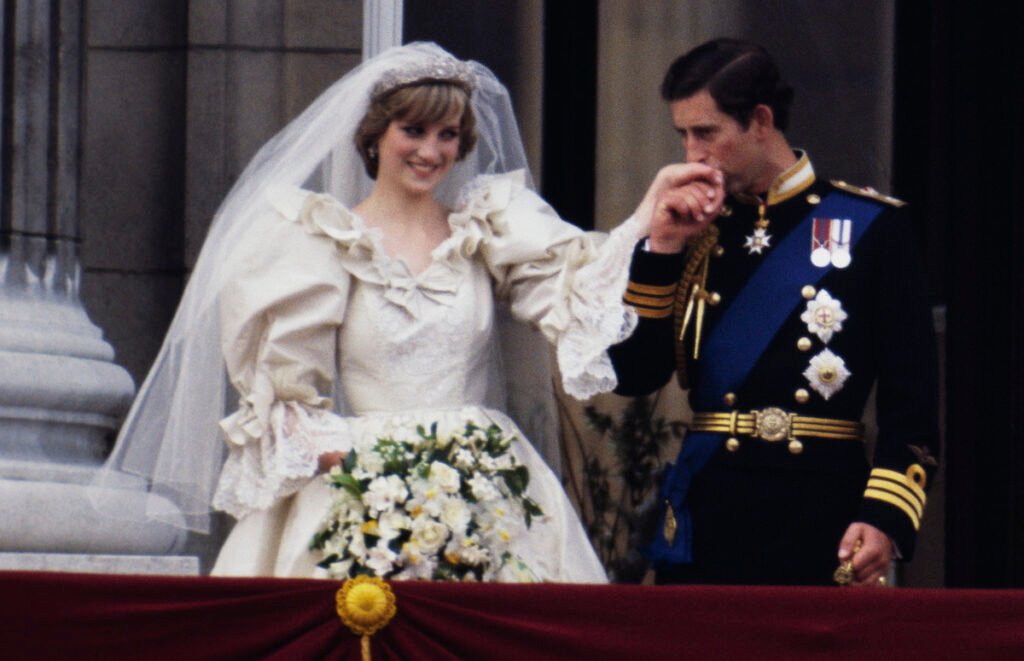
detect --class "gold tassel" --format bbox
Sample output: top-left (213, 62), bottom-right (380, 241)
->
top-left (664, 501), bottom-right (678, 545)
top-left (692, 256), bottom-right (711, 360)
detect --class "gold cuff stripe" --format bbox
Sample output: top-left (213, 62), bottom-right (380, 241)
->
top-left (871, 468), bottom-right (927, 502)
top-left (863, 488), bottom-right (921, 530)
top-left (868, 475), bottom-right (926, 509)
top-left (623, 292), bottom-right (675, 308)
top-left (627, 281), bottom-right (677, 296)
top-left (633, 306), bottom-right (673, 319)
top-left (866, 478), bottom-right (924, 517)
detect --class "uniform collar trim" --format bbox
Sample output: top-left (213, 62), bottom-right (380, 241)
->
top-left (735, 151), bottom-right (815, 207)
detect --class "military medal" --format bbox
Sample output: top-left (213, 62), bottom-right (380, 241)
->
top-left (743, 227), bottom-right (772, 255)
top-left (744, 202), bottom-right (772, 255)
top-left (831, 218), bottom-right (852, 268)
top-left (811, 218), bottom-right (831, 266)
top-left (811, 218), bottom-right (852, 268)
top-left (800, 289), bottom-right (847, 344)
top-left (803, 348), bottom-right (851, 400)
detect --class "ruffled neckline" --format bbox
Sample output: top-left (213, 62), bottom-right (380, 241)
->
top-left (264, 170), bottom-right (528, 317)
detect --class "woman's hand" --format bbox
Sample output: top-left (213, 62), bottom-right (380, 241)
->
top-left (318, 451), bottom-right (347, 473)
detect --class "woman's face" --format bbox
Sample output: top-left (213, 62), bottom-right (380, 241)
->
top-left (375, 111), bottom-right (462, 196)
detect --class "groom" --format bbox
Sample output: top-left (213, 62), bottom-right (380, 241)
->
top-left (611, 38), bottom-right (939, 586)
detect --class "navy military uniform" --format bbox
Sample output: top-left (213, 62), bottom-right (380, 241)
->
top-left (610, 154), bottom-right (939, 585)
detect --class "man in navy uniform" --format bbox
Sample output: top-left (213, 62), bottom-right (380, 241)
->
top-left (610, 38), bottom-right (939, 586)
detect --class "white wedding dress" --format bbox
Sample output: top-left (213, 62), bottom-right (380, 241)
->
top-left (210, 171), bottom-right (643, 582)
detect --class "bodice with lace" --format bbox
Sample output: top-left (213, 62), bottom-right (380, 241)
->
top-left (208, 171), bottom-right (647, 581)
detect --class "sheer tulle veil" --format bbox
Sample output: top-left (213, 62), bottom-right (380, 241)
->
top-left (93, 42), bottom-right (560, 534)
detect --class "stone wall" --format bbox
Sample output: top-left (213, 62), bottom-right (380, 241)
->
top-left (76, 0), bottom-right (363, 573)
top-left (594, 0), bottom-right (895, 230)
top-left (81, 0), bottom-right (362, 389)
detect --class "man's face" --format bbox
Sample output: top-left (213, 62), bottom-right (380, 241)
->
top-left (670, 89), bottom-right (766, 195)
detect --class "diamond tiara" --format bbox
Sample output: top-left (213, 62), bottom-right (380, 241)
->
top-left (371, 54), bottom-right (476, 99)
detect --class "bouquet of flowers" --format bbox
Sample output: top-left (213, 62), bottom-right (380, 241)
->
top-left (311, 421), bottom-right (544, 581)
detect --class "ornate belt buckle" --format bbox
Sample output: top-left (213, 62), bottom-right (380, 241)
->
top-left (753, 407), bottom-right (793, 442)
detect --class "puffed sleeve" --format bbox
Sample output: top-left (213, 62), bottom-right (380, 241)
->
top-left (212, 186), bottom-right (360, 520)
top-left (448, 171), bottom-right (650, 399)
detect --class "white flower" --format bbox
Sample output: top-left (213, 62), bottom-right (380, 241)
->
top-left (800, 289), bottom-right (847, 344)
top-left (452, 447), bottom-right (476, 470)
top-left (803, 348), bottom-right (852, 400)
top-left (478, 501), bottom-right (515, 528)
top-left (440, 497), bottom-right (471, 533)
top-left (343, 502), bottom-right (367, 525)
top-left (347, 530), bottom-right (368, 561)
top-left (407, 478), bottom-right (445, 518)
top-left (313, 420), bottom-right (543, 582)
top-left (357, 450), bottom-right (385, 474)
top-left (351, 466), bottom-right (374, 481)
top-left (448, 534), bottom-right (489, 566)
top-left (328, 490), bottom-right (358, 516)
top-left (410, 517), bottom-right (449, 554)
top-left (378, 510), bottom-right (411, 541)
top-left (364, 475), bottom-right (408, 514)
top-left (481, 524), bottom-right (513, 553)
top-left (435, 421), bottom-right (461, 448)
top-left (468, 474), bottom-right (501, 502)
top-left (429, 461), bottom-right (462, 494)
top-left (396, 542), bottom-right (436, 580)
top-left (366, 541), bottom-right (398, 576)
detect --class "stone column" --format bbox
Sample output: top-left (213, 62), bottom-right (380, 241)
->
top-left (0, 0), bottom-right (190, 573)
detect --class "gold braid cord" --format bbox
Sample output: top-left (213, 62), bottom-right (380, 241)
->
top-left (336, 576), bottom-right (397, 661)
top-left (673, 224), bottom-right (720, 389)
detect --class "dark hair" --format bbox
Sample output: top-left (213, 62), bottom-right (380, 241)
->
top-left (354, 82), bottom-right (478, 179)
top-left (660, 38), bottom-right (794, 131)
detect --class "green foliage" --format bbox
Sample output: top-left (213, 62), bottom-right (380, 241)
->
top-left (577, 396), bottom-right (684, 583)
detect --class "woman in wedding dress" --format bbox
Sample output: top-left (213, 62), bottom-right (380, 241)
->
top-left (97, 42), bottom-right (715, 582)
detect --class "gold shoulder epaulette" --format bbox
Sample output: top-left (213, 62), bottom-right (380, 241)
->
top-left (830, 180), bottom-right (906, 207)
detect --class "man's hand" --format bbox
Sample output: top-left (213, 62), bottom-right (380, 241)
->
top-left (635, 163), bottom-right (724, 254)
top-left (837, 522), bottom-right (893, 587)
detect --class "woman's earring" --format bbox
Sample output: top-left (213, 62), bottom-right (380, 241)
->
top-left (368, 145), bottom-right (378, 159)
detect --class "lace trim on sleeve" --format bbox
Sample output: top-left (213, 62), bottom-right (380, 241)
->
top-left (212, 400), bottom-right (353, 520)
top-left (557, 214), bottom-right (648, 400)
top-left (450, 171), bottom-right (648, 400)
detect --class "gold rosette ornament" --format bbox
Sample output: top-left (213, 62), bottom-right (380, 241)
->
top-left (336, 576), bottom-right (397, 661)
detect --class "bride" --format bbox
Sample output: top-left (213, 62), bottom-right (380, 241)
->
top-left (98, 43), bottom-right (718, 582)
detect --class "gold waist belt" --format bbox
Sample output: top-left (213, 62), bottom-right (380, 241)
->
top-left (691, 408), bottom-right (864, 443)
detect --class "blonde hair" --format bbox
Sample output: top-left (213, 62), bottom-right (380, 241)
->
top-left (354, 82), bottom-right (477, 179)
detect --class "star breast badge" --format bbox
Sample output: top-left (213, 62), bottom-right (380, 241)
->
top-left (800, 289), bottom-right (848, 344)
top-left (743, 227), bottom-right (772, 255)
top-left (803, 348), bottom-right (851, 400)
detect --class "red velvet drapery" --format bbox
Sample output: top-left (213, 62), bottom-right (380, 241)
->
top-left (2, 572), bottom-right (1022, 659)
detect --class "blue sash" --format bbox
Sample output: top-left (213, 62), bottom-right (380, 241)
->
top-left (645, 190), bottom-right (886, 567)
